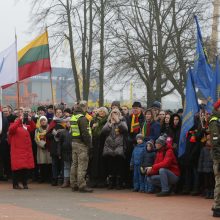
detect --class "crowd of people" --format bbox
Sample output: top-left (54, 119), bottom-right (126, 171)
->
top-left (0, 100), bottom-right (215, 200)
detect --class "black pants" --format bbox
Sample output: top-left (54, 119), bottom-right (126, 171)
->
top-left (13, 169), bottom-right (28, 186)
top-left (39, 164), bottom-right (52, 182)
top-left (203, 172), bottom-right (215, 191)
top-left (105, 155), bottom-right (125, 177)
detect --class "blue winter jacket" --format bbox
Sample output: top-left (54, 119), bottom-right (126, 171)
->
top-left (130, 143), bottom-right (146, 166)
top-left (140, 148), bottom-right (156, 167)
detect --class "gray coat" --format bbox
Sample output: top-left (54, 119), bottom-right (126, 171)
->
top-left (198, 147), bottom-right (213, 173)
top-left (102, 120), bottom-right (128, 158)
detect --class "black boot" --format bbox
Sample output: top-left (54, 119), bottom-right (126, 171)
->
top-left (213, 208), bottom-right (220, 217)
top-left (108, 176), bottom-right (114, 189)
top-left (116, 176), bottom-right (122, 190)
top-left (51, 178), bottom-right (58, 186)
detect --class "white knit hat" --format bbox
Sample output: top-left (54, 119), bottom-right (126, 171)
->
top-left (39, 116), bottom-right (48, 122)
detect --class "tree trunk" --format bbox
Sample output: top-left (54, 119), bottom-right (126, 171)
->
top-left (66, 0), bottom-right (81, 101)
top-left (82, 0), bottom-right (87, 100)
top-left (99, 0), bottom-right (105, 107)
top-left (85, 0), bottom-right (93, 101)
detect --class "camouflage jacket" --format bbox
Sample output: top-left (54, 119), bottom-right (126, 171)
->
top-left (209, 110), bottom-right (220, 160)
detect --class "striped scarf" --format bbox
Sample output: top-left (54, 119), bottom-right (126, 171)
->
top-left (130, 114), bottom-right (141, 133)
top-left (142, 121), bottom-right (151, 137)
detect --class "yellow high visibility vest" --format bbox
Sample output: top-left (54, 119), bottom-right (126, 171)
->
top-left (70, 114), bottom-right (84, 137)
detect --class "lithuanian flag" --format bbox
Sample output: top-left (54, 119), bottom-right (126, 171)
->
top-left (18, 31), bottom-right (51, 81)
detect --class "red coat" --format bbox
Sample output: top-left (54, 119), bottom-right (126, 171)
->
top-left (150, 144), bottom-right (180, 177)
top-left (9, 119), bottom-right (36, 171)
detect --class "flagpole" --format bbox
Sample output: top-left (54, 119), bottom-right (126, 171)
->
top-left (17, 81), bottom-right (20, 108)
top-left (45, 28), bottom-right (55, 109)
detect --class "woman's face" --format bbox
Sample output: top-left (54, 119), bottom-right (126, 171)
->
top-left (145, 111), bottom-right (152, 121)
top-left (40, 119), bottom-right (47, 126)
top-left (173, 116), bottom-right (180, 126)
top-left (99, 110), bottom-right (106, 118)
top-left (159, 111), bottom-right (165, 120)
top-left (165, 114), bottom-right (170, 124)
top-left (55, 109), bottom-right (63, 118)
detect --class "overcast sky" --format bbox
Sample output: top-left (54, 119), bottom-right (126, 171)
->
top-left (0, 1), bottom-right (183, 106)
top-left (0, 1), bottom-right (31, 51)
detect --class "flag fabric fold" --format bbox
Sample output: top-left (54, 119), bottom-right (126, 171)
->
top-left (178, 68), bottom-right (199, 157)
top-left (18, 31), bottom-right (51, 81)
top-left (0, 42), bottom-right (18, 87)
top-left (193, 16), bottom-right (213, 112)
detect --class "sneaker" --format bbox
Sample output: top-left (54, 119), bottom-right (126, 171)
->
top-left (156, 191), bottom-right (171, 197)
top-left (79, 187), bottom-right (93, 193)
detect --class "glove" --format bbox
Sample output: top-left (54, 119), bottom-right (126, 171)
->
top-left (140, 166), bottom-right (146, 175)
top-left (39, 140), bottom-right (46, 149)
top-left (52, 129), bottom-right (57, 136)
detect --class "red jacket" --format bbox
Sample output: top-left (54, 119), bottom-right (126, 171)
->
top-left (150, 144), bottom-right (180, 177)
top-left (9, 119), bottom-right (36, 171)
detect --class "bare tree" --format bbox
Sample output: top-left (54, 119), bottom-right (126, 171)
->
top-left (106, 0), bottom-right (211, 106)
top-left (30, 0), bottom-right (97, 101)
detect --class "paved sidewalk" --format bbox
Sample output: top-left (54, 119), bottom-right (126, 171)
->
top-left (0, 183), bottom-right (214, 220)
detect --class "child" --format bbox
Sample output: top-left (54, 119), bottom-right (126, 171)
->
top-left (57, 118), bottom-right (72, 188)
top-left (198, 134), bottom-right (214, 199)
top-left (35, 116), bottom-right (52, 183)
top-left (140, 140), bottom-right (156, 193)
top-left (130, 134), bottom-right (146, 192)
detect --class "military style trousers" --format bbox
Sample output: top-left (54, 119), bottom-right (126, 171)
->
top-left (213, 160), bottom-right (220, 209)
top-left (70, 141), bottom-right (89, 189)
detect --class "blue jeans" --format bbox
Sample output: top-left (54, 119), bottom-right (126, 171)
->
top-left (144, 176), bottom-right (154, 192)
top-left (147, 168), bottom-right (179, 192)
top-left (133, 165), bottom-right (145, 191)
top-left (64, 161), bottom-right (71, 178)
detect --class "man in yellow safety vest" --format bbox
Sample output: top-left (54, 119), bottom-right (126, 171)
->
top-left (70, 101), bottom-right (93, 193)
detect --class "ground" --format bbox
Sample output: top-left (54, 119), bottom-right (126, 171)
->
top-left (0, 183), bottom-right (214, 220)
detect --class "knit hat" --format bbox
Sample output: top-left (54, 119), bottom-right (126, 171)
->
top-left (132, 101), bottom-right (142, 108)
top-left (136, 133), bottom-right (144, 141)
top-left (156, 135), bottom-right (167, 146)
top-left (111, 101), bottom-right (121, 108)
top-left (39, 116), bottom-right (48, 122)
top-left (214, 99), bottom-right (220, 110)
top-left (151, 101), bottom-right (161, 109)
top-left (146, 140), bottom-right (154, 148)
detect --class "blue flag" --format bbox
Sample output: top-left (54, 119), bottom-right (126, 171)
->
top-left (178, 68), bottom-right (199, 157)
top-left (207, 56), bottom-right (220, 112)
top-left (193, 16), bottom-right (213, 103)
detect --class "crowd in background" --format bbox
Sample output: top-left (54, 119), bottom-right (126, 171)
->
top-left (0, 100), bottom-right (214, 199)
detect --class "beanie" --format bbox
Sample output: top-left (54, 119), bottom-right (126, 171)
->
top-left (156, 135), bottom-right (167, 146)
top-left (39, 116), bottom-right (48, 122)
top-left (146, 140), bottom-right (154, 148)
top-left (136, 133), bottom-right (144, 141)
top-left (151, 101), bottom-right (161, 109)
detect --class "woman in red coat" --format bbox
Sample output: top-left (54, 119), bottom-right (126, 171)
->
top-left (9, 108), bottom-right (36, 189)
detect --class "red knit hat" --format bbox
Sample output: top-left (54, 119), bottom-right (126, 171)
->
top-left (214, 99), bottom-right (220, 110)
